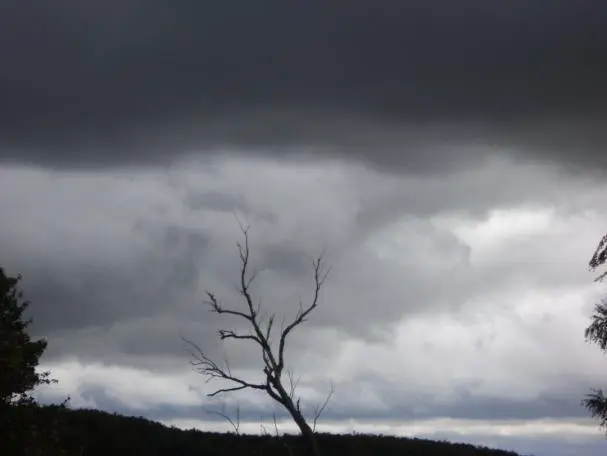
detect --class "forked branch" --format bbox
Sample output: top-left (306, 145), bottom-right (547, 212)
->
top-left (312, 382), bottom-right (335, 432)
top-left (185, 224), bottom-right (332, 456)
top-left (205, 402), bottom-right (241, 435)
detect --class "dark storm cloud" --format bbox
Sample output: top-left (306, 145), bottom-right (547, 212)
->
top-left (0, 0), bottom-right (606, 171)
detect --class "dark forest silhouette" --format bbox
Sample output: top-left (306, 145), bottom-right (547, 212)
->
top-left (5, 405), bottom-right (526, 456)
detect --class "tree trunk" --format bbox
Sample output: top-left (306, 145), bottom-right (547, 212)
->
top-left (281, 397), bottom-right (321, 456)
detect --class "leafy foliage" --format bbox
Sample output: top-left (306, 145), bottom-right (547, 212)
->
top-left (583, 389), bottom-right (607, 430)
top-left (0, 268), bottom-right (53, 405)
top-left (585, 300), bottom-right (607, 351)
top-left (589, 233), bottom-right (607, 282)
top-left (584, 234), bottom-right (607, 431)
top-left (0, 267), bottom-right (67, 455)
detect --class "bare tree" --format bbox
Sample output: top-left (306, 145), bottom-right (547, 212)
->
top-left (205, 402), bottom-right (241, 436)
top-left (583, 233), bottom-right (607, 431)
top-left (184, 224), bottom-right (333, 456)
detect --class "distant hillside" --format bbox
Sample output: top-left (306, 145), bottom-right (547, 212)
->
top-left (11, 405), bottom-right (525, 456)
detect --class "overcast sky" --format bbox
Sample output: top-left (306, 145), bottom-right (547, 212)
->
top-left (1, 2), bottom-right (607, 455)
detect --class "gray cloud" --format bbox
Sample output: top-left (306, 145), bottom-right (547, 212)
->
top-left (3, 151), bottom-right (607, 455)
top-left (2, 3), bottom-right (606, 448)
top-left (2, 156), bottom-right (602, 356)
top-left (0, 1), bottom-right (606, 173)
top-left (15, 222), bottom-right (210, 334)
top-left (33, 362), bottom-right (591, 424)
top-left (425, 433), bottom-right (607, 456)
top-left (74, 393), bottom-right (587, 426)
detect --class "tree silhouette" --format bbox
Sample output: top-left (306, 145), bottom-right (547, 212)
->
top-left (583, 233), bottom-right (607, 431)
top-left (184, 224), bottom-right (333, 456)
top-left (0, 267), bottom-right (53, 406)
top-left (15, 406), bottom-right (525, 456)
top-left (0, 267), bottom-right (68, 455)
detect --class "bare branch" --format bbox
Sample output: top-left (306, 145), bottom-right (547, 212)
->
top-left (235, 227), bottom-right (281, 375)
top-left (272, 412), bottom-right (280, 438)
top-left (265, 314), bottom-right (275, 344)
top-left (312, 382), bottom-right (335, 432)
top-left (218, 329), bottom-right (265, 347)
top-left (220, 352), bottom-right (232, 377)
top-left (286, 369), bottom-right (301, 401)
top-left (205, 402), bottom-right (241, 435)
top-left (207, 385), bottom-right (255, 397)
top-left (278, 256), bottom-right (329, 373)
top-left (232, 212), bottom-right (250, 237)
top-left (265, 374), bottom-right (284, 404)
top-left (205, 292), bottom-right (252, 321)
top-left (182, 336), bottom-right (267, 397)
top-left (245, 268), bottom-right (259, 290)
top-left (260, 419), bottom-right (269, 437)
top-left (187, 225), bottom-right (331, 456)
top-left (595, 270), bottom-right (607, 283)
